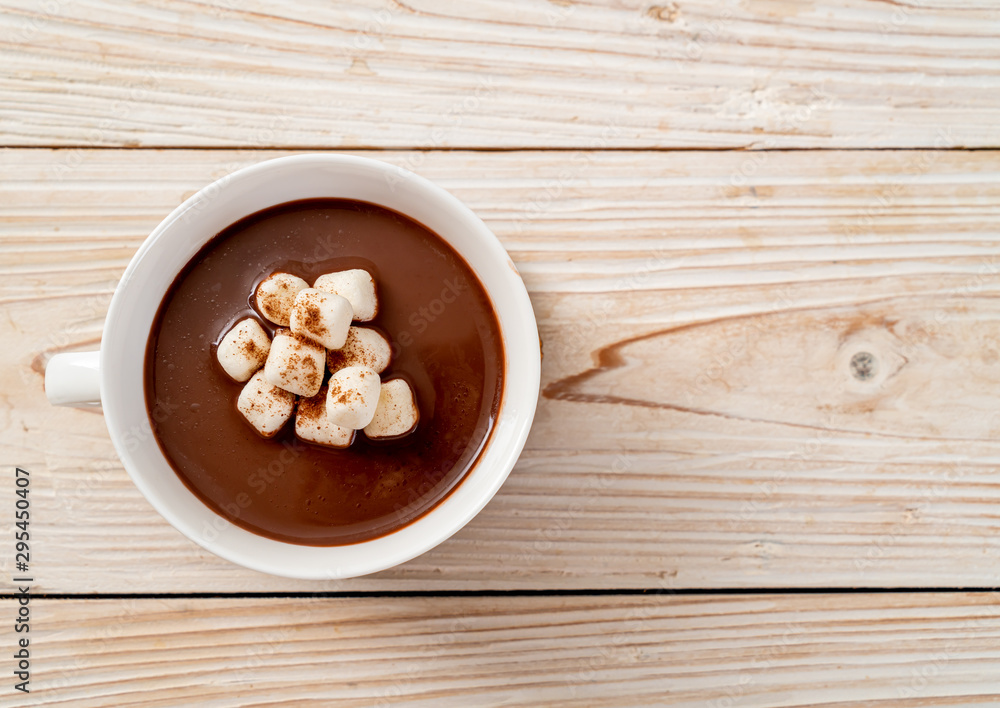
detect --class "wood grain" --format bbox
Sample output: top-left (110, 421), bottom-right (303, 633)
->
top-left (3, 148), bottom-right (1000, 592)
top-left (1, 0), bottom-right (999, 149)
top-left (8, 593), bottom-right (1000, 706)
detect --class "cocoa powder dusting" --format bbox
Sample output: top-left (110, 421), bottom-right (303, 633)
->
top-left (240, 339), bottom-right (264, 365)
top-left (299, 301), bottom-right (327, 336)
top-left (297, 389), bottom-right (325, 423)
top-left (327, 350), bottom-right (346, 370)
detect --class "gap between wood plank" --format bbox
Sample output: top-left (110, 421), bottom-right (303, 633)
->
top-left (5, 587), bottom-right (999, 601)
top-left (2, 145), bottom-right (998, 153)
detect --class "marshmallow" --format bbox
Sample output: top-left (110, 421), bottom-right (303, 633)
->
top-left (255, 272), bottom-right (309, 326)
top-left (217, 318), bottom-right (271, 382)
top-left (237, 370), bottom-right (295, 437)
top-left (327, 326), bottom-right (392, 374)
top-left (313, 269), bottom-right (378, 322)
top-left (364, 378), bottom-right (419, 439)
top-left (295, 387), bottom-right (355, 449)
top-left (325, 365), bottom-right (381, 429)
top-left (263, 329), bottom-right (326, 397)
top-left (289, 288), bottom-right (352, 350)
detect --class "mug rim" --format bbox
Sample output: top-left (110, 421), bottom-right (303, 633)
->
top-left (100, 154), bottom-right (540, 579)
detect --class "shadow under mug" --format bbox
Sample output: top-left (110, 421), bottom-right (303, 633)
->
top-left (44, 154), bottom-right (540, 579)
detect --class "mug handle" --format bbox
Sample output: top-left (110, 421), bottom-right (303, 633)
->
top-left (45, 351), bottom-right (101, 406)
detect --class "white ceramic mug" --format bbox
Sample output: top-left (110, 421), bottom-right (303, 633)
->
top-left (44, 154), bottom-right (540, 579)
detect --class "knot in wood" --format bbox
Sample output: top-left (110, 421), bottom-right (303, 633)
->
top-left (850, 351), bottom-right (878, 381)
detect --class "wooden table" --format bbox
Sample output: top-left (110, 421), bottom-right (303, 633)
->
top-left (3, 1), bottom-right (1000, 705)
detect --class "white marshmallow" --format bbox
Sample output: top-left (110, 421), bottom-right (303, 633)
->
top-left (295, 387), bottom-right (355, 449)
top-left (313, 269), bottom-right (378, 322)
top-left (263, 329), bottom-right (326, 397)
top-left (327, 326), bottom-right (392, 374)
top-left (255, 272), bottom-right (309, 326)
top-left (364, 378), bottom-right (419, 439)
top-left (325, 365), bottom-right (381, 429)
top-left (289, 288), bottom-right (352, 350)
top-left (217, 318), bottom-right (271, 382)
top-left (237, 370), bottom-right (295, 438)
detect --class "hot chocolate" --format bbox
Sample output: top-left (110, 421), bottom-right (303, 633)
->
top-left (144, 199), bottom-right (504, 546)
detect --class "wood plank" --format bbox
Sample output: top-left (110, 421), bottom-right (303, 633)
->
top-left (7, 593), bottom-right (1000, 706)
top-left (3, 148), bottom-right (1000, 592)
top-left (1, 0), bottom-right (999, 149)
